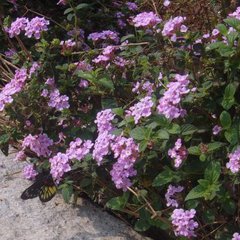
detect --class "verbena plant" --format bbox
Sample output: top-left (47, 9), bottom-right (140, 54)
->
top-left (1, 0), bottom-right (240, 239)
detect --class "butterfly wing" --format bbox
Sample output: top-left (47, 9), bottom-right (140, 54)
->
top-left (21, 181), bottom-right (42, 200)
top-left (39, 185), bottom-right (57, 202)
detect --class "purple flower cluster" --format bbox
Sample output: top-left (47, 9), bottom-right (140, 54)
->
top-left (7, 17), bottom-right (49, 39)
top-left (79, 80), bottom-right (89, 88)
top-left (22, 133), bottom-right (53, 157)
top-left (92, 45), bottom-right (116, 64)
top-left (15, 150), bottom-right (27, 161)
top-left (233, 233), bottom-right (240, 240)
top-left (0, 68), bottom-right (28, 111)
top-left (113, 56), bottom-right (129, 67)
top-left (132, 12), bottom-right (162, 28)
top-left (94, 109), bottom-right (115, 133)
top-left (171, 208), bottom-right (198, 238)
top-left (132, 81), bottom-right (154, 96)
top-left (157, 74), bottom-right (190, 119)
top-left (92, 109), bottom-right (115, 164)
top-left (7, 17), bottom-right (28, 38)
top-left (49, 153), bottom-right (71, 183)
top-left (22, 164), bottom-right (37, 180)
top-left (29, 62), bottom-right (40, 76)
top-left (25, 17), bottom-right (49, 39)
top-left (126, 96), bottom-right (154, 124)
top-left (162, 16), bottom-right (188, 42)
top-left (66, 138), bottom-right (93, 161)
top-left (165, 185), bottom-right (184, 207)
top-left (92, 131), bottom-right (114, 165)
top-left (229, 7), bottom-right (240, 20)
top-left (115, 12), bottom-right (126, 29)
top-left (226, 147), bottom-right (240, 173)
top-left (75, 61), bottom-right (93, 71)
top-left (126, 2), bottom-right (138, 11)
top-left (212, 125), bottom-right (222, 135)
top-left (4, 48), bottom-right (16, 58)
top-left (60, 39), bottom-right (76, 49)
top-left (48, 89), bottom-right (70, 111)
top-left (88, 30), bottom-right (119, 44)
top-left (110, 136), bottom-right (139, 190)
top-left (168, 139), bottom-right (188, 168)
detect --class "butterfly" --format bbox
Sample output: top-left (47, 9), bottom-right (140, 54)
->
top-left (21, 172), bottom-right (57, 202)
top-left (192, 43), bottom-right (204, 56)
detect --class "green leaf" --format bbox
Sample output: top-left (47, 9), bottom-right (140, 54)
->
top-left (224, 17), bottom-right (240, 30)
top-left (112, 107), bottom-right (123, 116)
top-left (167, 123), bottom-right (181, 134)
top-left (152, 167), bottom-right (181, 187)
top-left (101, 98), bottom-right (118, 109)
top-left (181, 124), bottom-right (197, 135)
top-left (227, 31), bottom-right (239, 46)
top-left (186, 180), bottom-right (221, 201)
top-left (220, 111), bottom-right (232, 129)
top-left (223, 83), bottom-right (236, 98)
top-left (80, 178), bottom-right (92, 188)
top-left (202, 210), bottom-right (215, 223)
top-left (76, 3), bottom-right (90, 10)
top-left (134, 218), bottom-right (151, 232)
top-left (106, 192), bottom-right (129, 211)
top-left (216, 23), bottom-right (228, 35)
top-left (152, 115), bottom-right (170, 127)
top-left (188, 146), bottom-right (201, 155)
top-left (150, 219), bottom-right (170, 230)
top-left (64, 8), bottom-right (73, 15)
top-left (207, 142), bottom-right (226, 152)
top-left (139, 140), bottom-right (148, 152)
top-left (224, 128), bottom-right (238, 145)
top-left (185, 185), bottom-right (206, 201)
top-left (76, 71), bottom-right (95, 82)
top-left (134, 209), bottom-right (151, 232)
top-left (62, 185), bottom-right (73, 203)
top-left (221, 83), bottom-right (236, 110)
top-left (185, 199), bottom-right (200, 209)
top-left (130, 127), bottom-right (146, 140)
top-left (98, 78), bottom-right (114, 90)
top-left (206, 42), bottom-right (226, 51)
top-left (120, 34), bottom-right (135, 42)
top-left (204, 161), bottom-right (221, 183)
top-left (67, 13), bottom-right (74, 21)
top-left (156, 129), bottom-right (169, 140)
top-left (0, 134), bottom-right (10, 144)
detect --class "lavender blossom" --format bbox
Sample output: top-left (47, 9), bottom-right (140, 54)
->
top-left (171, 208), bottom-right (198, 238)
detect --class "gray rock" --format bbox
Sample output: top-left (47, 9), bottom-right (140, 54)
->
top-left (0, 150), bottom-right (150, 240)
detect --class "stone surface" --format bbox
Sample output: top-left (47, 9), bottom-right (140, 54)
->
top-left (0, 149), bottom-right (149, 240)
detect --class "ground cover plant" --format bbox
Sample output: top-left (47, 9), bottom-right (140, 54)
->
top-left (1, 0), bottom-right (240, 239)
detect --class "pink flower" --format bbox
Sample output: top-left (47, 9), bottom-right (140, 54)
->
top-left (171, 208), bottom-right (198, 237)
top-left (132, 12), bottom-right (162, 28)
top-left (232, 232), bottom-right (240, 240)
top-left (126, 96), bottom-right (154, 124)
top-left (22, 133), bottom-right (53, 157)
top-left (157, 74), bottom-right (190, 119)
top-left (163, 0), bottom-right (171, 7)
top-left (49, 153), bottom-right (71, 183)
top-left (7, 17), bottom-right (29, 38)
top-left (168, 139), bottom-right (188, 168)
top-left (226, 147), bottom-right (240, 173)
top-left (212, 125), bottom-right (222, 135)
top-left (23, 164), bottom-right (37, 180)
top-left (165, 185), bottom-right (184, 207)
top-left (25, 17), bottom-right (49, 39)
